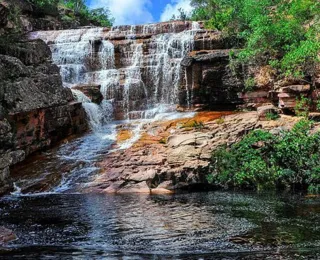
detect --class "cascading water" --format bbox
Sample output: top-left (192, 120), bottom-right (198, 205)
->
top-left (21, 22), bottom-right (201, 194)
top-left (71, 89), bottom-right (112, 131)
top-left (30, 21), bottom-right (202, 122)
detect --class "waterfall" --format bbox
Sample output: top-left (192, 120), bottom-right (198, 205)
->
top-left (29, 21), bottom-right (202, 125)
top-left (72, 89), bottom-right (112, 131)
top-left (99, 40), bottom-right (115, 69)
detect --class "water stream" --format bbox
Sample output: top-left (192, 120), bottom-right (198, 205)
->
top-left (1, 22), bottom-right (319, 258)
top-left (15, 22), bottom-right (202, 194)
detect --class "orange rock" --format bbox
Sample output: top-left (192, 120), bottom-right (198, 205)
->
top-left (117, 129), bottom-right (133, 143)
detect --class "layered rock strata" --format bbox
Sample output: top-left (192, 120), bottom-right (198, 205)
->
top-left (0, 39), bottom-right (87, 195)
top-left (0, 227), bottom-right (16, 245)
top-left (86, 112), bottom-right (301, 194)
top-left (30, 22), bottom-right (240, 120)
top-left (180, 50), bottom-right (243, 110)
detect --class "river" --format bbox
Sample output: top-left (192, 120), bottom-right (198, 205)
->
top-left (0, 191), bottom-right (319, 259)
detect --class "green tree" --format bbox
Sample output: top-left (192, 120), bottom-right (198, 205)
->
top-left (190, 0), bottom-right (320, 78)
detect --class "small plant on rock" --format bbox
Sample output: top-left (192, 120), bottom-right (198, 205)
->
top-left (265, 112), bottom-right (280, 121)
top-left (159, 138), bottom-right (167, 144)
top-left (244, 77), bottom-right (255, 92)
top-left (216, 118), bottom-right (225, 125)
top-left (295, 95), bottom-right (310, 117)
top-left (182, 120), bottom-right (205, 130)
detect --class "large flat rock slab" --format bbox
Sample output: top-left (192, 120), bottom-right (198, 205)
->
top-left (85, 112), bottom-right (302, 194)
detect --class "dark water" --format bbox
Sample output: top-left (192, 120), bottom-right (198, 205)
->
top-left (0, 192), bottom-right (319, 259)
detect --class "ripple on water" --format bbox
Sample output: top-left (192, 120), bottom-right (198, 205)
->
top-left (0, 192), bottom-right (319, 259)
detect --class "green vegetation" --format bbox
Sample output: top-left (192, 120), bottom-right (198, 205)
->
top-left (265, 112), bottom-right (280, 121)
top-left (208, 119), bottom-right (320, 193)
top-left (216, 118), bottom-right (225, 124)
top-left (0, 3), bottom-right (23, 47)
top-left (190, 0), bottom-right (320, 78)
top-left (295, 95), bottom-right (310, 117)
top-left (317, 99), bottom-right (320, 112)
top-left (182, 120), bottom-right (205, 130)
top-left (29, 0), bottom-right (114, 27)
top-left (29, 0), bottom-right (58, 7)
top-left (244, 77), bottom-right (255, 91)
top-left (159, 137), bottom-right (167, 144)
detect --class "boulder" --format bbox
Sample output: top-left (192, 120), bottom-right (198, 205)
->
top-left (0, 54), bottom-right (30, 80)
top-left (0, 39), bottom-right (52, 66)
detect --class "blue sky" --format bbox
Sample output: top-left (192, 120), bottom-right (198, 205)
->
top-left (86, 0), bottom-right (193, 25)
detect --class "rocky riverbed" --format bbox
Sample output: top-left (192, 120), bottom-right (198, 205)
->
top-left (85, 111), bottom-right (302, 194)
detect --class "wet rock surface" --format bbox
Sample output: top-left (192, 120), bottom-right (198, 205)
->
top-left (86, 112), bottom-right (300, 194)
top-left (0, 39), bottom-right (87, 195)
top-left (72, 84), bottom-right (103, 104)
top-left (30, 23), bottom-right (232, 120)
top-left (0, 227), bottom-right (16, 245)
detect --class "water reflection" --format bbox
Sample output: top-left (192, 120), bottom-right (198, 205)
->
top-left (0, 192), bottom-right (319, 259)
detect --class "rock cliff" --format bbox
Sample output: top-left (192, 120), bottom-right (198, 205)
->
top-left (0, 23), bottom-right (88, 194)
top-left (30, 22), bottom-right (240, 120)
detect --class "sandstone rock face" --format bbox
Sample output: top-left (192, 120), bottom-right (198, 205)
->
top-left (0, 39), bottom-right (88, 195)
top-left (257, 105), bottom-right (279, 121)
top-left (85, 112), bottom-right (300, 194)
top-left (180, 50), bottom-right (244, 110)
top-left (30, 22), bottom-right (233, 120)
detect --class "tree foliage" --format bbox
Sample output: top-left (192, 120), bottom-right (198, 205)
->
top-left (208, 119), bottom-right (320, 193)
top-left (191, 0), bottom-right (320, 77)
top-left (29, 0), bottom-right (114, 27)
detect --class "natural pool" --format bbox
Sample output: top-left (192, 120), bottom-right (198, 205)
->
top-left (0, 191), bottom-right (319, 259)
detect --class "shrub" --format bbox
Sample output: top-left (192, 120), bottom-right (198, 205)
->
top-left (29, 0), bottom-right (114, 27)
top-left (265, 112), bottom-right (280, 121)
top-left (216, 118), bottom-right (225, 124)
top-left (244, 77), bottom-right (255, 91)
top-left (159, 138), bottom-right (166, 144)
top-left (208, 119), bottom-right (320, 193)
top-left (29, 0), bottom-right (59, 8)
top-left (0, 3), bottom-right (23, 47)
top-left (295, 95), bottom-right (310, 117)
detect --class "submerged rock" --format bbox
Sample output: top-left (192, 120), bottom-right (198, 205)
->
top-left (0, 227), bottom-right (16, 245)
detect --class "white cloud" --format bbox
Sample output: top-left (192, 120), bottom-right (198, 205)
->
top-left (89, 0), bottom-right (154, 26)
top-left (160, 0), bottom-right (193, 22)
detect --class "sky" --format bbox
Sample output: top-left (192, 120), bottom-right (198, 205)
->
top-left (85, 0), bottom-right (193, 26)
